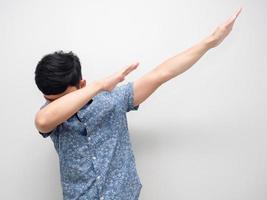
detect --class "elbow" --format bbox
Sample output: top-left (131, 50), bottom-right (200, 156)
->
top-left (153, 68), bottom-right (172, 85)
top-left (34, 112), bottom-right (51, 133)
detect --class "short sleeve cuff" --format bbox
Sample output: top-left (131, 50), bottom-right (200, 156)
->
top-left (126, 81), bottom-right (139, 112)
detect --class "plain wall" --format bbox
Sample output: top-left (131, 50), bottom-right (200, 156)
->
top-left (0, 0), bottom-right (266, 199)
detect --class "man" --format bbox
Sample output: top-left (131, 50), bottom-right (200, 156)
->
top-left (34, 8), bottom-right (242, 200)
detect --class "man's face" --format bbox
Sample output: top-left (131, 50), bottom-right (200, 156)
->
top-left (43, 79), bottom-right (86, 102)
top-left (43, 86), bottom-right (78, 102)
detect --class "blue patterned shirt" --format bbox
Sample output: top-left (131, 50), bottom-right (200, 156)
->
top-left (38, 81), bottom-right (142, 200)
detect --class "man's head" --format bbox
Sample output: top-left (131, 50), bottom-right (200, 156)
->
top-left (35, 50), bottom-right (86, 101)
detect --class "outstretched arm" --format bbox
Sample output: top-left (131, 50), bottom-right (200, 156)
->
top-left (133, 8), bottom-right (242, 106)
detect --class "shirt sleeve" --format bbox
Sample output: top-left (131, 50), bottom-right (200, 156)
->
top-left (111, 81), bottom-right (139, 113)
top-left (38, 101), bottom-right (57, 138)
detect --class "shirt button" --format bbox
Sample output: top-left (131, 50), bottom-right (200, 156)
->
top-left (84, 122), bottom-right (87, 126)
top-left (87, 137), bottom-right (91, 141)
top-left (100, 196), bottom-right (104, 200)
top-left (97, 175), bottom-right (101, 180)
top-left (92, 156), bottom-right (96, 160)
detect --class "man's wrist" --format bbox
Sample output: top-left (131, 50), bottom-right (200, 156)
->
top-left (91, 80), bottom-right (105, 92)
top-left (202, 35), bottom-right (217, 50)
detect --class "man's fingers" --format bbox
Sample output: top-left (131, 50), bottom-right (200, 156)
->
top-left (235, 7), bottom-right (242, 18)
top-left (121, 62), bottom-right (139, 76)
top-left (225, 15), bottom-right (236, 27)
top-left (232, 7), bottom-right (242, 23)
top-left (225, 7), bottom-right (242, 28)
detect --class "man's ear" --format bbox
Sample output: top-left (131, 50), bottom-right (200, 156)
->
top-left (80, 79), bottom-right (86, 88)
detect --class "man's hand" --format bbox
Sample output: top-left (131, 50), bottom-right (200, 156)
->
top-left (207, 7), bottom-right (242, 48)
top-left (99, 62), bottom-right (139, 92)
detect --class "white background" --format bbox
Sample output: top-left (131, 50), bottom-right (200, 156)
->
top-left (0, 0), bottom-right (266, 199)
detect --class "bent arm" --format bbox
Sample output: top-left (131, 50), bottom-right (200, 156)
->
top-left (34, 63), bottom-right (138, 135)
top-left (34, 81), bottom-right (103, 134)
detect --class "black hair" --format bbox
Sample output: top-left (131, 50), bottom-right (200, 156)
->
top-left (35, 50), bottom-right (82, 95)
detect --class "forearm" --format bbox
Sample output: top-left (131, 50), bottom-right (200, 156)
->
top-left (154, 37), bottom-right (213, 83)
top-left (35, 81), bottom-right (103, 133)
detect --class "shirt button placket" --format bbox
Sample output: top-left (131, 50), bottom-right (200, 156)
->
top-left (97, 175), bottom-right (103, 200)
top-left (83, 122), bottom-right (92, 142)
